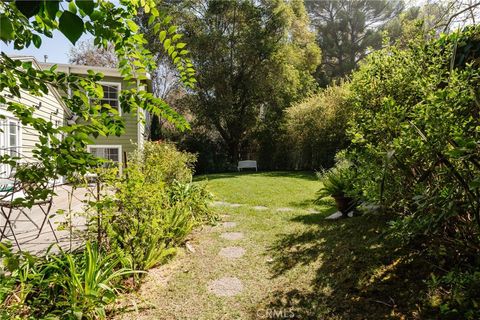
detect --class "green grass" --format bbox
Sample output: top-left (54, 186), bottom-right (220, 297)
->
top-left (195, 171), bottom-right (321, 208)
top-left (114, 171), bottom-right (434, 320)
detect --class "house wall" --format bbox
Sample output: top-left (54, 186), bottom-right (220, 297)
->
top-left (88, 77), bottom-right (142, 158)
top-left (37, 62), bottom-right (149, 162)
top-left (1, 88), bottom-right (65, 161)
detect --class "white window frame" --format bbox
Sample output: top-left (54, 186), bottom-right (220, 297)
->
top-left (99, 81), bottom-right (122, 116)
top-left (87, 144), bottom-right (123, 171)
top-left (0, 110), bottom-right (22, 178)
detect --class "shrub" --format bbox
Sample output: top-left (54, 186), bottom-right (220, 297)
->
top-left (284, 82), bottom-right (351, 170)
top-left (92, 141), bottom-right (215, 274)
top-left (342, 25), bottom-right (480, 316)
top-left (345, 26), bottom-right (480, 242)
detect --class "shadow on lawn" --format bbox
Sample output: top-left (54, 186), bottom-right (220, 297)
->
top-left (194, 171), bottom-right (318, 182)
top-left (254, 213), bottom-right (434, 319)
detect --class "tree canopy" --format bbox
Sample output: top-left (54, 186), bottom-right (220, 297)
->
top-left (146, 0), bottom-right (320, 162)
top-left (306, 0), bottom-right (403, 86)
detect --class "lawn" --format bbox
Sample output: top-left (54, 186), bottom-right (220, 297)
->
top-left (115, 171), bottom-right (433, 319)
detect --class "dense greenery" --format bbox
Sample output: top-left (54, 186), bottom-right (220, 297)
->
top-left (284, 83), bottom-right (351, 169)
top-left (138, 0), bottom-right (320, 169)
top-left (306, 0), bottom-right (403, 86)
top-left (318, 25), bottom-right (480, 318)
top-left (92, 141), bottom-right (215, 274)
top-left (0, 142), bottom-right (214, 318)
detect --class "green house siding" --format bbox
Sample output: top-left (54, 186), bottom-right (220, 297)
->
top-left (37, 63), bottom-right (149, 162)
top-left (89, 77), bottom-right (141, 158)
top-left (90, 110), bottom-right (139, 157)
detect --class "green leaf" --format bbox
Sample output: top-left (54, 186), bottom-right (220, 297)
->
top-left (0, 15), bottom-right (14, 41)
top-left (159, 30), bottom-right (166, 42)
top-left (127, 20), bottom-right (139, 33)
top-left (44, 0), bottom-right (60, 19)
top-left (59, 11), bottom-right (84, 44)
top-left (15, 1), bottom-right (41, 18)
top-left (32, 34), bottom-right (42, 48)
top-left (163, 38), bottom-right (171, 51)
top-left (75, 0), bottom-right (94, 15)
top-left (176, 42), bottom-right (186, 49)
top-left (68, 1), bottom-right (77, 14)
top-left (168, 25), bottom-right (177, 34)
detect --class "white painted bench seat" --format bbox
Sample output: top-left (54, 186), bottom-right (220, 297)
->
top-left (238, 160), bottom-right (257, 171)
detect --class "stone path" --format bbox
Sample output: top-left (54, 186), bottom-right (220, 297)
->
top-left (207, 201), bottom-right (325, 298)
top-left (220, 231), bottom-right (244, 241)
top-left (208, 211), bottom-right (248, 297)
top-left (219, 246), bottom-right (245, 259)
top-left (222, 221), bottom-right (237, 228)
top-left (207, 277), bottom-right (243, 297)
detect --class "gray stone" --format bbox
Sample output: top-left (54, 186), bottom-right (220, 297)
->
top-left (220, 232), bottom-right (244, 240)
top-left (219, 247), bottom-right (245, 259)
top-left (222, 222), bottom-right (237, 228)
top-left (185, 241), bottom-right (195, 253)
top-left (307, 208), bottom-right (320, 214)
top-left (212, 201), bottom-right (230, 207)
top-left (252, 206), bottom-right (268, 211)
top-left (325, 211), bottom-right (343, 220)
top-left (207, 277), bottom-right (243, 297)
top-left (229, 203), bottom-right (243, 208)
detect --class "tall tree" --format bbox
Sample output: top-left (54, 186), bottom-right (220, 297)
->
top-left (145, 0), bottom-right (320, 162)
top-left (306, 0), bottom-right (403, 86)
top-left (68, 39), bottom-right (118, 67)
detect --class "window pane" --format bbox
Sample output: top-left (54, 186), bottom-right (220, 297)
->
top-left (106, 148), bottom-right (119, 162)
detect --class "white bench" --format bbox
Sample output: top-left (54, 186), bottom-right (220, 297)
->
top-left (238, 160), bottom-right (257, 171)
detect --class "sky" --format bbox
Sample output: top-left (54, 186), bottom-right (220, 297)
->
top-left (0, 30), bottom-right (92, 64)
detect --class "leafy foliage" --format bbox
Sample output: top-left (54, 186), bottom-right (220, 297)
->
top-left (341, 25), bottom-right (480, 316)
top-left (306, 0), bottom-right (404, 86)
top-left (150, 0), bottom-right (320, 164)
top-left (284, 83), bottom-right (351, 169)
top-left (0, 242), bottom-right (134, 319)
top-left (0, 0), bottom-right (194, 205)
top-left (91, 142), bottom-right (214, 273)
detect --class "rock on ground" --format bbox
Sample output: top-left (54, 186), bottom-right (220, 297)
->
top-left (220, 232), bottom-right (244, 240)
top-left (219, 247), bottom-right (245, 259)
top-left (207, 277), bottom-right (243, 297)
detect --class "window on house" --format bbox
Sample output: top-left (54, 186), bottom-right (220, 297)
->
top-left (87, 145), bottom-right (122, 169)
top-left (100, 84), bottom-right (121, 114)
top-left (0, 118), bottom-right (21, 177)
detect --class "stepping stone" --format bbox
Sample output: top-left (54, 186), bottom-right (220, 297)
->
top-left (252, 205), bottom-right (268, 211)
top-left (207, 277), bottom-right (243, 297)
top-left (221, 232), bottom-right (244, 240)
top-left (229, 203), bottom-right (243, 208)
top-left (307, 208), bottom-right (320, 214)
top-left (325, 211), bottom-right (343, 220)
top-left (212, 201), bottom-right (230, 207)
top-left (276, 207), bottom-right (293, 212)
top-left (220, 214), bottom-right (230, 219)
top-left (222, 222), bottom-right (237, 228)
top-left (219, 247), bottom-right (245, 259)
